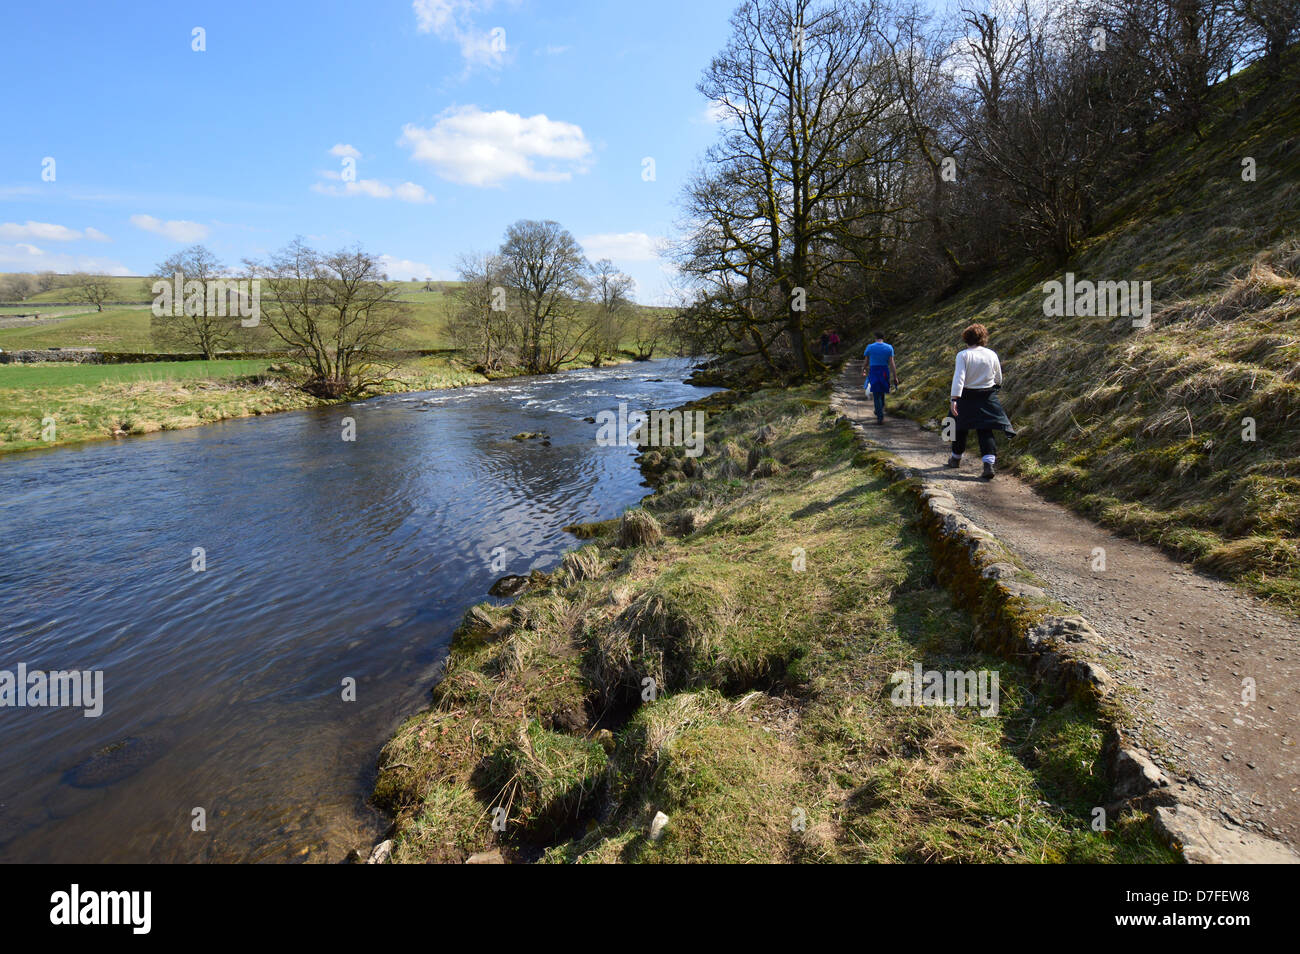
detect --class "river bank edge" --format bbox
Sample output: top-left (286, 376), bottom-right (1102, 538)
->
top-left (361, 380), bottom-right (1182, 865)
top-left (0, 353), bottom-right (653, 459)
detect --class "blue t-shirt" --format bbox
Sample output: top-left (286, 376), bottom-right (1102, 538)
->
top-left (864, 341), bottom-right (894, 366)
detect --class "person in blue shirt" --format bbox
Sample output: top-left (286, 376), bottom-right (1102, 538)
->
top-left (862, 333), bottom-right (899, 424)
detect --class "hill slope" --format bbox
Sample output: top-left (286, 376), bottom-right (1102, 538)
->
top-left (876, 53), bottom-right (1300, 607)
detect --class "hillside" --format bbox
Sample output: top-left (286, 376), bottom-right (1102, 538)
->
top-left (0, 280), bottom-right (672, 354)
top-left (872, 51), bottom-right (1300, 608)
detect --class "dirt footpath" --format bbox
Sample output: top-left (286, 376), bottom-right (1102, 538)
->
top-left (835, 367), bottom-right (1300, 851)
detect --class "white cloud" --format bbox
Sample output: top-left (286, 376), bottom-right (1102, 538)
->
top-left (0, 221), bottom-right (98, 242)
top-left (83, 227), bottom-right (110, 242)
top-left (400, 106), bottom-right (592, 187)
top-left (311, 176), bottom-right (435, 203)
top-left (129, 214), bottom-right (209, 243)
top-left (378, 254), bottom-right (437, 280)
top-left (580, 232), bottom-right (662, 262)
top-left (696, 98), bottom-right (742, 125)
top-left (329, 143), bottom-right (362, 159)
top-left (413, 0), bottom-right (509, 70)
top-left (0, 242), bottom-right (130, 275)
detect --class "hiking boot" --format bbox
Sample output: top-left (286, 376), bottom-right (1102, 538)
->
top-left (943, 456), bottom-right (961, 468)
top-left (981, 461), bottom-right (995, 480)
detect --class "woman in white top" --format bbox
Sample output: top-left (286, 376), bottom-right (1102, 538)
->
top-left (944, 323), bottom-right (1015, 480)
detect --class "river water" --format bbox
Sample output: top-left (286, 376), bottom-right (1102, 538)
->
top-left (0, 359), bottom-right (714, 862)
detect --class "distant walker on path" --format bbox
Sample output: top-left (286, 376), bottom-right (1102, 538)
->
top-left (944, 323), bottom-right (1015, 480)
top-left (862, 332), bottom-right (899, 424)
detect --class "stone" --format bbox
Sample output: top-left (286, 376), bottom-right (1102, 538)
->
top-left (366, 839), bottom-right (393, 864)
top-left (999, 580), bottom-right (1047, 600)
top-left (1112, 747), bottom-right (1168, 799)
top-left (466, 849), bottom-right (505, 864)
top-left (1153, 804), bottom-right (1300, 864)
top-left (981, 562), bottom-right (1020, 580)
top-left (649, 811), bottom-right (669, 842)
top-left (489, 574), bottom-right (530, 598)
top-left (64, 734), bottom-right (171, 789)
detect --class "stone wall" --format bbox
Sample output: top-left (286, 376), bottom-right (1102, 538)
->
top-left (0, 348), bottom-right (104, 365)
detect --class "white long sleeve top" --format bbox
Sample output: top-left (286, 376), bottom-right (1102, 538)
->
top-left (951, 346), bottom-right (1002, 398)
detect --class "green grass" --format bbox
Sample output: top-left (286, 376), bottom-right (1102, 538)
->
top-left (0, 307), bottom-right (156, 351)
top-left (0, 359), bottom-right (272, 388)
top-left (0, 355), bottom-right (485, 455)
top-left (375, 387), bottom-right (1175, 863)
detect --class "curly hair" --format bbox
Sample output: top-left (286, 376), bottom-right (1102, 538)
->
top-left (962, 323), bottom-right (989, 347)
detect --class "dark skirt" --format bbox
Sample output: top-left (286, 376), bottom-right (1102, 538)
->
top-left (955, 387), bottom-right (1016, 436)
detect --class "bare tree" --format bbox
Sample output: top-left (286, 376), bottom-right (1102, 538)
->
top-left (952, 2), bottom-right (1136, 261)
top-left (449, 251), bottom-right (513, 371)
top-left (250, 240), bottom-right (411, 397)
top-left (148, 245), bottom-right (247, 357)
top-left (498, 220), bottom-right (592, 373)
top-left (0, 273), bottom-right (37, 301)
top-left (68, 272), bottom-right (112, 312)
top-left (1235, 0), bottom-right (1299, 71)
top-left (632, 309), bottom-right (664, 360)
top-left (681, 0), bottom-right (899, 377)
top-left (1100, 0), bottom-right (1245, 137)
top-left (588, 259), bottom-right (636, 366)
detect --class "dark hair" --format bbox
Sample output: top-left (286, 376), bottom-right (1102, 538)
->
top-left (873, 331), bottom-right (884, 340)
top-left (962, 323), bottom-right (988, 347)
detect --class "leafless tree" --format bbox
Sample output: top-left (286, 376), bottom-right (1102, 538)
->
top-left (1234, 0), bottom-right (1299, 71)
top-left (148, 245), bottom-right (247, 357)
top-left (680, 0), bottom-right (899, 377)
top-left (498, 220), bottom-right (591, 373)
top-left (249, 240), bottom-right (411, 397)
top-left (588, 258), bottom-right (636, 366)
top-left (0, 273), bottom-right (37, 301)
top-left (449, 251), bottom-right (513, 371)
top-left (68, 272), bottom-right (112, 313)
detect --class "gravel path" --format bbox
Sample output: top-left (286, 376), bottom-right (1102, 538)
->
top-left (835, 368), bottom-right (1300, 850)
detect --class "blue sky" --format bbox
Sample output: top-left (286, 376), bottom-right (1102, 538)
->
top-left (0, 0), bottom-right (753, 303)
top-left (1, 0), bottom-right (960, 304)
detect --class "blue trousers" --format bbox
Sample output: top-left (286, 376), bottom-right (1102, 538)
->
top-left (872, 389), bottom-right (886, 419)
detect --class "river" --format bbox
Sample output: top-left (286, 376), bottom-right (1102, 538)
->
top-left (0, 358), bottom-right (714, 862)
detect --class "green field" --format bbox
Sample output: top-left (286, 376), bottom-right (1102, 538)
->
top-left (0, 355), bottom-right (488, 455)
top-left (0, 307), bottom-right (158, 351)
top-left (0, 359), bottom-right (274, 389)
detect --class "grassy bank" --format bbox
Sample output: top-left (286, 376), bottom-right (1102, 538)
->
top-left (372, 386), bottom-right (1174, 863)
top-left (871, 54), bottom-right (1300, 609)
top-left (0, 355), bottom-right (485, 455)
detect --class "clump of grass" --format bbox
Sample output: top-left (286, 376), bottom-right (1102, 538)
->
top-left (560, 546), bottom-right (603, 584)
top-left (616, 508), bottom-right (662, 548)
top-left (475, 719), bottom-right (607, 840)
